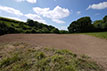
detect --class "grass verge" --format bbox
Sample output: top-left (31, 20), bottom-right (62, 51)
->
top-left (84, 32), bottom-right (107, 39)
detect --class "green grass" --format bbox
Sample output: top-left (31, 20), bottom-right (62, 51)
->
top-left (84, 32), bottom-right (107, 39)
top-left (0, 43), bottom-right (103, 71)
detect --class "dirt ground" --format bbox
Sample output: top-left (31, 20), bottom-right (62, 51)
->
top-left (0, 34), bottom-right (107, 70)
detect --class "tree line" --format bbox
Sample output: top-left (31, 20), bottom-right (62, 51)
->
top-left (0, 15), bottom-right (107, 35)
top-left (68, 15), bottom-right (107, 33)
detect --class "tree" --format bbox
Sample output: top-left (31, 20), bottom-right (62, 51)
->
top-left (93, 19), bottom-right (107, 31)
top-left (93, 20), bottom-right (103, 29)
top-left (68, 17), bottom-right (93, 33)
top-left (59, 30), bottom-right (69, 34)
top-left (68, 21), bottom-right (79, 33)
top-left (51, 28), bottom-right (59, 33)
top-left (103, 15), bottom-right (107, 23)
top-left (102, 15), bottom-right (107, 31)
top-left (102, 22), bottom-right (107, 30)
top-left (27, 19), bottom-right (34, 26)
top-left (19, 22), bottom-right (24, 28)
top-left (77, 17), bottom-right (92, 32)
top-left (0, 23), bottom-right (9, 35)
top-left (41, 27), bottom-right (50, 33)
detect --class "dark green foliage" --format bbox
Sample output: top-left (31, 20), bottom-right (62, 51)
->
top-left (93, 20), bottom-right (104, 31)
top-left (68, 15), bottom-right (107, 33)
top-left (59, 30), bottom-right (69, 34)
top-left (102, 15), bottom-right (107, 31)
top-left (0, 17), bottom-right (59, 35)
top-left (103, 15), bottom-right (107, 23)
top-left (51, 28), bottom-right (59, 33)
top-left (93, 20), bottom-right (103, 29)
top-left (68, 17), bottom-right (94, 33)
top-left (36, 52), bottom-right (46, 60)
top-left (68, 21), bottom-right (78, 33)
top-left (27, 19), bottom-right (34, 26)
top-left (0, 23), bottom-right (9, 35)
top-left (76, 17), bottom-right (93, 32)
top-left (93, 15), bottom-right (107, 32)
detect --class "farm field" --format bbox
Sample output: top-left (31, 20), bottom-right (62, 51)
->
top-left (0, 34), bottom-right (107, 70)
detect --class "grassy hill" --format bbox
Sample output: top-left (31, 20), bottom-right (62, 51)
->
top-left (0, 17), bottom-right (59, 35)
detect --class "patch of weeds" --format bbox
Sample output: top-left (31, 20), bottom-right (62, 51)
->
top-left (76, 58), bottom-right (101, 71)
top-left (28, 48), bottom-right (37, 52)
top-left (0, 54), bottom-right (21, 68)
top-left (44, 48), bottom-right (50, 51)
top-left (56, 49), bottom-right (72, 55)
top-left (55, 49), bottom-right (77, 57)
top-left (36, 57), bottom-right (51, 71)
top-left (44, 48), bottom-right (56, 52)
top-left (13, 42), bottom-right (27, 47)
top-left (0, 43), bottom-right (103, 71)
top-left (64, 65), bottom-right (77, 71)
top-left (20, 62), bottom-right (31, 69)
top-left (36, 52), bottom-right (46, 60)
top-left (51, 54), bottom-right (64, 62)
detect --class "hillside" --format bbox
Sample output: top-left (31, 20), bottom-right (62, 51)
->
top-left (0, 17), bottom-right (59, 35)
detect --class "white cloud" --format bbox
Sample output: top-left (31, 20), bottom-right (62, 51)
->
top-left (77, 11), bottom-right (81, 15)
top-left (87, 2), bottom-right (107, 10)
top-left (25, 13), bottom-right (47, 24)
top-left (15, 0), bottom-right (37, 3)
top-left (0, 5), bottom-right (46, 24)
top-left (0, 6), bottom-right (23, 16)
top-left (26, 0), bottom-right (37, 3)
top-left (25, 13), bottom-right (41, 20)
top-left (52, 19), bottom-right (65, 24)
top-left (33, 6), bottom-right (70, 24)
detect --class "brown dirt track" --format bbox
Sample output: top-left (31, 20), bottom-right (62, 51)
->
top-left (0, 34), bottom-right (107, 70)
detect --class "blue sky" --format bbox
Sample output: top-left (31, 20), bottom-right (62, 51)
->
top-left (0, 0), bottom-right (107, 30)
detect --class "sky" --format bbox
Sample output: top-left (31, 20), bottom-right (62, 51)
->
top-left (0, 0), bottom-right (107, 30)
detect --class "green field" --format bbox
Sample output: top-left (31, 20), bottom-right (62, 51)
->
top-left (84, 32), bottom-right (107, 39)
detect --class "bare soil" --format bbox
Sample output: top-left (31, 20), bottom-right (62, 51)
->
top-left (0, 34), bottom-right (107, 70)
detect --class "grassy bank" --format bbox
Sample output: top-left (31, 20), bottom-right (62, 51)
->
top-left (0, 43), bottom-right (103, 71)
top-left (84, 32), bottom-right (107, 39)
